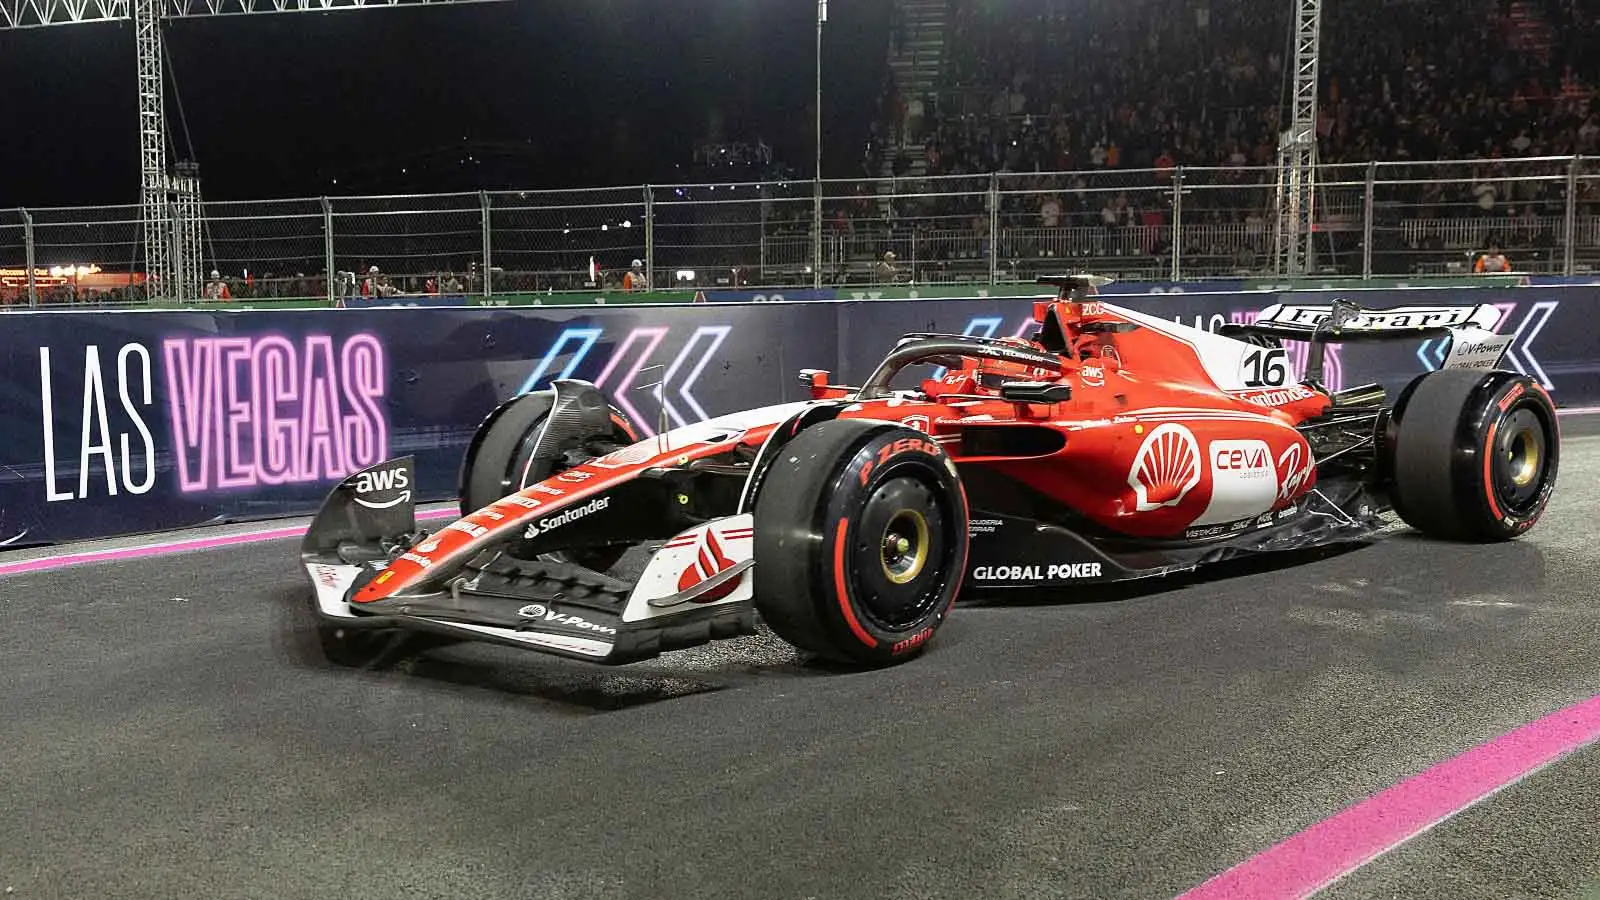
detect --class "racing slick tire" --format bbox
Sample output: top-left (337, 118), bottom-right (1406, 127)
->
top-left (460, 388), bottom-right (638, 570)
top-left (753, 419), bottom-right (969, 667)
top-left (1387, 369), bottom-right (1559, 542)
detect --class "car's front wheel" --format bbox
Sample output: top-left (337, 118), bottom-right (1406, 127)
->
top-left (753, 419), bottom-right (969, 666)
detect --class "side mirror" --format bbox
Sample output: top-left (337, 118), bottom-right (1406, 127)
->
top-left (798, 368), bottom-right (831, 389)
top-left (999, 381), bottom-right (1073, 404)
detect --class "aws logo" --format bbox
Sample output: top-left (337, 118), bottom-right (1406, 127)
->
top-left (352, 464), bottom-right (410, 510)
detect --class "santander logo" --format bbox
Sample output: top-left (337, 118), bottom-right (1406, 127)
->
top-left (1129, 423), bottom-right (1202, 511)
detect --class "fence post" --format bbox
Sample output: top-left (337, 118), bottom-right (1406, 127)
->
top-left (321, 197), bottom-right (335, 304)
top-left (1564, 156), bottom-right (1580, 276)
top-left (20, 207), bottom-right (35, 308)
top-left (987, 172), bottom-right (999, 285)
top-left (1362, 161), bottom-right (1376, 280)
top-left (812, 178), bottom-right (823, 289)
top-left (643, 185), bottom-right (655, 288)
top-left (480, 190), bottom-right (493, 298)
top-left (1170, 167), bottom-right (1184, 281)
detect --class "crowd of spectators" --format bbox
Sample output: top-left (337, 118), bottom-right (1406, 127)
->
top-left (842, 0), bottom-right (1600, 277)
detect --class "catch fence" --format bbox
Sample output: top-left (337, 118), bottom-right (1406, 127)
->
top-left (6, 155), bottom-right (1600, 305)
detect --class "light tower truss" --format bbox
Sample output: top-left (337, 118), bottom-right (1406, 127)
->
top-left (1273, 0), bottom-right (1322, 278)
top-left (3, 0), bottom-right (504, 300)
top-left (4, 0), bottom-right (495, 30)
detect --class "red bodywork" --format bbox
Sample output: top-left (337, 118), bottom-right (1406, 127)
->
top-left (819, 296), bottom-right (1330, 539)
top-left (356, 293), bottom-right (1333, 604)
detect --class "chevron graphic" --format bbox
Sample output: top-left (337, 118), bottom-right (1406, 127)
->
top-left (1415, 336), bottom-right (1449, 371)
top-left (653, 325), bottom-right (732, 428)
top-left (593, 327), bottom-right (670, 435)
top-left (1500, 301), bottom-right (1558, 389)
top-left (517, 327), bottom-right (603, 395)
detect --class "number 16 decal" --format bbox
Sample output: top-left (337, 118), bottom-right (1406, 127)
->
top-left (1241, 348), bottom-right (1289, 387)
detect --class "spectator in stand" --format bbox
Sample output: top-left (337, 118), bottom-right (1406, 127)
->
top-left (205, 270), bottom-right (232, 301)
top-left (624, 259), bottom-right (650, 292)
top-left (877, 251), bottom-right (899, 284)
top-left (1476, 240), bottom-right (1513, 272)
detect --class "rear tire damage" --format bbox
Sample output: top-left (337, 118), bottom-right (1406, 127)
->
top-left (753, 420), bottom-right (969, 667)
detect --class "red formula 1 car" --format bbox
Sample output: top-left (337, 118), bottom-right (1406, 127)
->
top-left (300, 277), bottom-right (1560, 668)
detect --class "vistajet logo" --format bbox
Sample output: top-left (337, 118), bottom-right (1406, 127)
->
top-left (524, 496), bottom-right (610, 538)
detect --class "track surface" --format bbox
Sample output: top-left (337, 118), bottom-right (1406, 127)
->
top-left (3, 427), bottom-right (1599, 900)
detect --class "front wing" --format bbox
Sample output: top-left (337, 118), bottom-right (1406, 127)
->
top-left (300, 458), bottom-right (759, 664)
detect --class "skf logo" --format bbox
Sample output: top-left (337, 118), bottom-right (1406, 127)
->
top-left (1129, 424), bottom-right (1201, 510)
top-left (352, 465), bottom-right (410, 510)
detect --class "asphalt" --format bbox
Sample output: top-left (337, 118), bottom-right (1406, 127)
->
top-left (1, 423), bottom-right (1598, 900)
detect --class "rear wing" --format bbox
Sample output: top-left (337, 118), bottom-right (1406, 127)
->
top-left (1219, 299), bottom-right (1501, 342)
top-left (1218, 298), bottom-right (1513, 385)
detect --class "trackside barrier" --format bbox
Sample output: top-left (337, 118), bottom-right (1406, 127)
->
top-left (6, 286), bottom-right (1596, 546)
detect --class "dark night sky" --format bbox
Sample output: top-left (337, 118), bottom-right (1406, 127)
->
top-left (0, 0), bottom-right (891, 206)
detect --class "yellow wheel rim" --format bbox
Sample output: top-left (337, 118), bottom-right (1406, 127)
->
top-left (880, 509), bottom-right (931, 585)
top-left (1506, 424), bottom-right (1542, 488)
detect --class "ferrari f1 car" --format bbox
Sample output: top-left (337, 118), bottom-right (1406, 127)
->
top-left (300, 276), bottom-right (1560, 668)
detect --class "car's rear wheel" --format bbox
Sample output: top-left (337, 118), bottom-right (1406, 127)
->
top-left (1387, 369), bottom-right (1559, 541)
top-left (753, 420), bottom-right (969, 666)
top-left (459, 386), bottom-right (637, 570)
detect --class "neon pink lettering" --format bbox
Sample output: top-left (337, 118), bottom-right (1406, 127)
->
top-left (164, 333), bottom-right (388, 492)
top-left (253, 336), bottom-right (299, 484)
top-left (218, 338), bottom-right (254, 490)
top-left (164, 338), bottom-right (214, 492)
top-left (299, 335), bottom-right (345, 481)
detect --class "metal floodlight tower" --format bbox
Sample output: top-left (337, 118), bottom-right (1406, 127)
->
top-left (1273, 0), bottom-right (1322, 277)
top-left (2, 0), bottom-right (504, 302)
top-left (813, 0), bottom-right (826, 289)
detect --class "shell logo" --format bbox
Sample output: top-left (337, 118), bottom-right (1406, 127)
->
top-left (676, 527), bottom-right (746, 602)
top-left (1129, 423), bottom-right (1202, 511)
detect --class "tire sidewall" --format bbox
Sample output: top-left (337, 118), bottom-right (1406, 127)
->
top-left (810, 428), bottom-right (969, 662)
top-left (1454, 376), bottom-right (1559, 538)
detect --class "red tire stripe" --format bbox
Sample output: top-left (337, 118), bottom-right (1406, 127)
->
top-left (832, 518), bottom-right (878, 648)
top-left (1483, 417), bottom-right (1504, 521)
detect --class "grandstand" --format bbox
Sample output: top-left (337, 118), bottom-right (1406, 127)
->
top-left (5, 0), bottom-right (1600, 303)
